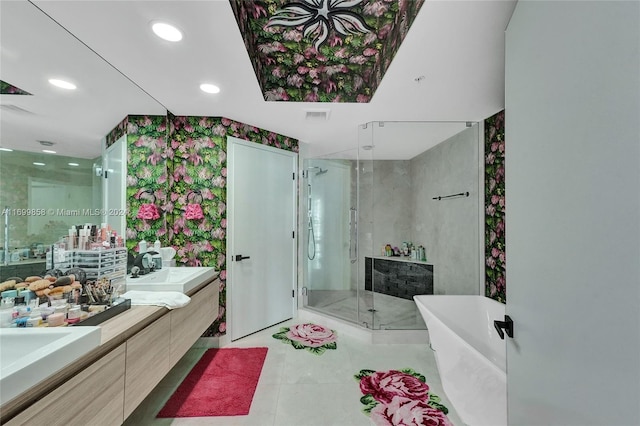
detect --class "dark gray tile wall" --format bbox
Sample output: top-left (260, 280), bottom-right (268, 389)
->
top-left (0, 262), bottom-right (46, 281)
top-left (365, 257), bottom-right (433, 300)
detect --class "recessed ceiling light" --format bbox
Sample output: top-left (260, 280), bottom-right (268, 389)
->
top-left (48, 79), bottom-right (76, 90)
top-left (42, 149), bottom-right (56, 154)
top-left (68, 162), bottom-right (79, 167)
top-left (0, 148), bottom-right (13, 152)
top-left (152, 22), bottom-right (183, 42)
top-left (33, 162), bottom-right (46, 166)
top-left (200, 83), bottom-right (220, 94)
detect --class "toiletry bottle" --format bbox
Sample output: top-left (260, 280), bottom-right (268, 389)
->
top-left (154, 239), bottom-right (161, 252)
top-left (0, 298), bottom-right (15, 327)
top-left (100, 223), bottom-right (107, 242)
top-left (78, 228), bottom-right (85, 250)
top-left (68, 226), bottom-right (76, 249)
top-left (419, 245), bottom-right (427, 262)
top-left (139, 239), bottom-right (147, 253)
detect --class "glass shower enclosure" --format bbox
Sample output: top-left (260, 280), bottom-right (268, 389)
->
top-left (302, 121), bottom-right (481, 330)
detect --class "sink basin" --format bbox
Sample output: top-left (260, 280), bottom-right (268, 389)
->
top-left (0, 326), bottom-right (101, 405)
top-left (125, 267), bottom-right (218, 293)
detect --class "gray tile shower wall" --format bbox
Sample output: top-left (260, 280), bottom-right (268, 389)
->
top-left (410, 126), bottom-right (480, 294)
top-left (352, 125), bottom-right (480, 296)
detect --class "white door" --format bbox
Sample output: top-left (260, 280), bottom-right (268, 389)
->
top-left (102, 135), bottom-right (127, 237)
top-left (505, 2), bottom-right (640, 425)
top-left (228, 136), bottom-right (297, 340)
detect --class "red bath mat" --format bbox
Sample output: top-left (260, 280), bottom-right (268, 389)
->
top-left (157, 347), bottom-right (268, 418)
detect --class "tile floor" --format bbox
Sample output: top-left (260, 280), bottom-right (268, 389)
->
top-left (124, 318), bottom-right (463, 426)
top-left (307, 290), bottom-right (427, 330)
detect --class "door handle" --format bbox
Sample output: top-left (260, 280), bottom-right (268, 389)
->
top-left (349, 208), bottom-right (357, 264)
top-left (235, 255), bottom-right (251, 262)
top-left (494, 315), bottom-right (514, 339)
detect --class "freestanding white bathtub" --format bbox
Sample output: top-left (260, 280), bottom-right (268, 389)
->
top-left (414, 295), bottom-right (507, 426)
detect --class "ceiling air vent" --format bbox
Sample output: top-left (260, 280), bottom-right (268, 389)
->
top-left (304, 109), bottom-right (330, 121)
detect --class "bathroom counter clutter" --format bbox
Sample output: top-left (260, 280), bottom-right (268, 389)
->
top-left (0, 271), bottom-right (220, 425)
top-left (369, 254), bottom-right (432, 264)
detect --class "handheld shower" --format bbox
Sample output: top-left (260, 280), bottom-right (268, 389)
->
top-left (304, 166), bottom-right (328, 260)
top-left (307, 183), bottom-right (316, 260)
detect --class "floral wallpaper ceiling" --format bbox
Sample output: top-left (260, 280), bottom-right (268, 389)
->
top-left (230, 0), bottom-right (425, 102)
top-left (0, 80), bottom-right (32, 95)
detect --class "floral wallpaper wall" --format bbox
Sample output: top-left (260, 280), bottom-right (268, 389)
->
top-left (230, 0), bottom-right (424, 102)
top-left (169, 115), bottom-right (298, 336)
top-left (125, 115), bottom-right (170, 253)
top-left (485, 110), bottom-right (505, 303)
top-left (105, 116), bottom-right (129, 149)
top-left (110, 113), bottom-right (298, 337)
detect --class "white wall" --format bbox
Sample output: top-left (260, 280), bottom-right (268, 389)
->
top-left (505, 1), bottom-right (640, 424)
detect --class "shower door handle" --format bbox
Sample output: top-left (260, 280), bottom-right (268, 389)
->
top-left (349, 208), bottom-right (357, 263)
top-left (494, 315), bottom-right (514, 339)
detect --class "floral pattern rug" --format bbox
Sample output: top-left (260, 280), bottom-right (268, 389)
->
top-left (355, 368), bottom-right (453, 426)
top-left (272, 323), bottom-right (337, 355)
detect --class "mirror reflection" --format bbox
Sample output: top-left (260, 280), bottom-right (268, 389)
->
top-left (0, 150), bottom-right (101, 265)
top-left (0, 1), bottom-right (165, 278)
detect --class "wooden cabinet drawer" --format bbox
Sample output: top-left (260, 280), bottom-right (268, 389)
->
top-left (170, 278), bottom-right (219, 365)
top-left (6, 344), bottom-right (126, 426)
top-left (123, 314), bottom-right (171, 418)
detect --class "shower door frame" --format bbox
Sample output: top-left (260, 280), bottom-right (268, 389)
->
top-left (300, 158), bottom-right (361, 324)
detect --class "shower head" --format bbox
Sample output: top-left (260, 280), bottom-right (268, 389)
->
top-left (304, 166), bottom-right (328, 177)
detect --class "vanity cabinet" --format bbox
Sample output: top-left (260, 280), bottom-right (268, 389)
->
top-left (0, 276), bottom-right (220, 425)
top-left (170, 280), bottom-right (218, 365)
top-left (5, 344), bottom-right (126, 426)
top-left (123, 314), bottom-right (171, 418)
top-left (124, 278), bottom-right (218, 419)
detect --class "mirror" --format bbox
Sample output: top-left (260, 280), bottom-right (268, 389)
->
top-left (0, 1), bottom-right (165, 273)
